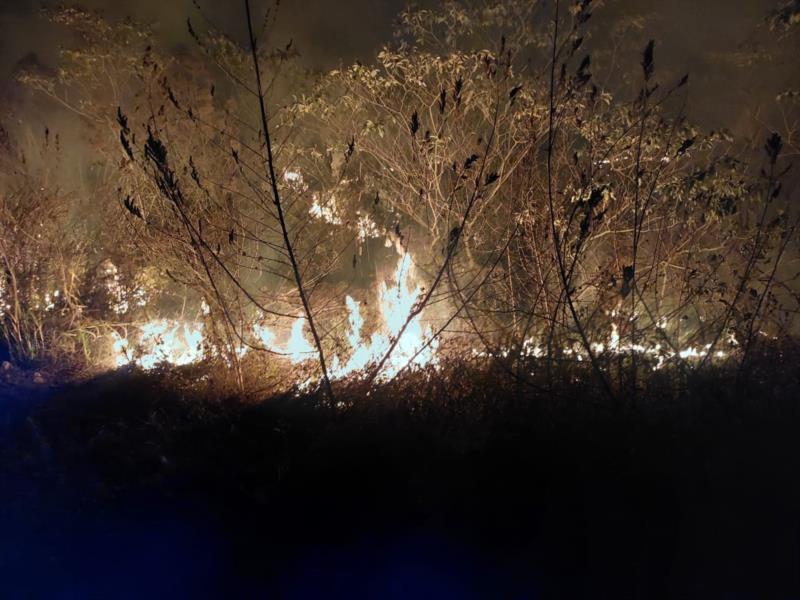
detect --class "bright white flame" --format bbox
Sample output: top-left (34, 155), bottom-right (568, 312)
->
top-left (286, 318), bottom-right (315, 363)
top-left (111, 319), bottom-right (205, 369)
top-left (283, 170), bottom-right (303, 184)
top-left (309, 195), bottom-right (343, 225)
top-left (609, 323), bottom-right (620, 351)
top-left (254, 317), bottom-right (315, 364)
top-left (512, 318), bottom-right (732, 373)
top-left (107, 256), bottom-right (734, 384)
top-left (111, 331), bottom-right (130, 368)
top-left (253, 323), bottom-right (277, 350)
top-left (355, 213), bottom-right (381, 242)
top-left (330, 253), bottom-right (438, 380)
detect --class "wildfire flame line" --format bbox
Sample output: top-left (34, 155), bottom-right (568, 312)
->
top-left (110, 253), bottom-right (439, 380)
top-left (109, 253), bottom-right (732, 380)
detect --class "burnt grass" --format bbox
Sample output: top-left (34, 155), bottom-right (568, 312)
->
top-left (2, 351), bottom-right (800, 599)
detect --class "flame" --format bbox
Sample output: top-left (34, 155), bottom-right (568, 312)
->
top-left (330, 252), bottom-right (438, 380)
top-left (286, 318), bottom-right (316, 363)
top-left (111, 319), bottom-right (205, 369)
top-left (517, 320), bottom-right (731, 372)
top-left (253, 317), bottom-right (315, 363)
top-left (609, 323), bottom-right (620, 351)
top-left (107, 251), bottom-right (733, 383)
top-left (250, 252), bottom-right (438, 381)
top-left (110, 332), bottom-right (130, 368)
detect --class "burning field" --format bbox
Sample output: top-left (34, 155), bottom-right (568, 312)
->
top-left (105, 250), bottom-right (440, 382)
top-left (1, 0), bottom-right (800, 598)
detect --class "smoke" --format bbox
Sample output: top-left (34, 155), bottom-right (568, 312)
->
top-left (2, 0), bottom-right (797, 134)
top-left (1, 0), bottom-right (796, 222)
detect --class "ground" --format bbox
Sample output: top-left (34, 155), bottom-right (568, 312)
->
top-left (1, 360), bottom-right (799, 599)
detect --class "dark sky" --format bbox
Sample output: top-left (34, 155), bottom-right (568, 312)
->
top-left (0, 0), bottom-right (797, 134)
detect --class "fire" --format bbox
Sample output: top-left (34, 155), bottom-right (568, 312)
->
top-left (286, 318), bottom-right (316, 363)
top-left (252, 315), bottom-right (319, 364)
top-left (330, 252), bottom-right (439, 380)
top-left (107, 252), bottom-right (731, 382)
top-left (111, 319), bottom-right (205, 369)
top-left (255, 252), bottom-right (439, 379)
top-left (110, 252), bottom-right (438, 381)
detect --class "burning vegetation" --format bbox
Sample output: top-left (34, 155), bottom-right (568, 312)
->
top-left (3, 2), bottom-right (800, 597)
top-left (0, 0), bottom-right (798, 402)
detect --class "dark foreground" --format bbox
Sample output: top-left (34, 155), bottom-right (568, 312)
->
top-left (1, 360), bottom-right (799, 599)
